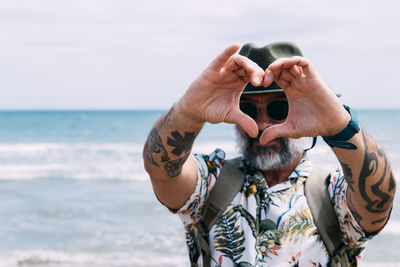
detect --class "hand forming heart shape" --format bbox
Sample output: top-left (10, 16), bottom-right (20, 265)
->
top-left (175, 45), bottom-right (350, 144)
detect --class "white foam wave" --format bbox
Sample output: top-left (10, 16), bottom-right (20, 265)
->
top-left (0, 249), bottom-right (398, 267)
top-left (0, 250), bottom-right (189, 267)
top-left (0, 141), bottom-right (240, 180)
top-left (0, 141), bottom-right (399, 182)
top-left (0, 162), bottom-right (148, 181)
top-left (0, 142), bottom-right (143, 155)
top-left (0, 142), bottom-right (147, 180)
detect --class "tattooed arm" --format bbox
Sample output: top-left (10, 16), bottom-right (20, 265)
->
top-left (143, 105), bottom-right (203, 209)
top-left (334, 129), bottom-right (395, 233)
top-left (258, 56), bottom-right (396, 233)
top-left (143, 44), bottom-right (264, 209)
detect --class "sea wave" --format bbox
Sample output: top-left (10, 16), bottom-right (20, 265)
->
top-left (0, 249), bottom-right (399, 267)
top-left (0, 142), bottom-right (145, 180)
top-left (0, 141), bottom-right (399, 182)
top-left (0, 141), bottom-right (240, 181)
top-left (0, 162), bottom-right (147, 180)
top-left (0, 250), bottom-right (189, 267)
top-left (0, 142), bottom-right (144, 155)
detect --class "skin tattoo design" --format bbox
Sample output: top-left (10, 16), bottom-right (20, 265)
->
top-left (347, 192), bottom-right (364, 222)
top-left (340, 131), bottom-right (395, 227)
top-left (160, 107), bottom-right (174, 128)
top-left (167, 131), bottom-right (196, 157)
top-left (343, 130), bottom-right (395, 226)
top-left (144, 109), bottom-right (197, 178)
top-left (165, 153), bottom-right (191, 178)
top-left (358, 130), bottom-right (395, 215)
top-left (165, 130), bottom-right (196, 177)
top-left (145, 128), bottom-right (170, 167)
top-left (340, 161), bottom-right (354, 192)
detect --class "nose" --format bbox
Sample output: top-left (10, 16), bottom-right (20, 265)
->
top-left (255, 107), bottom-right (274, 131)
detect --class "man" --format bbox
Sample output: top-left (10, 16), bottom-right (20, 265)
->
top-left (143, 42), bottom-right (395, 266)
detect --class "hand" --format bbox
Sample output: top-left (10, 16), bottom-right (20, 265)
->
top-left (259, 56), bottom-right (351, 144)
top-left (176, 44), bottom-right (264, 138)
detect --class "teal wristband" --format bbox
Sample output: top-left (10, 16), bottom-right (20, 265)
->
top-left (322, 105), bottom-right (360, 150)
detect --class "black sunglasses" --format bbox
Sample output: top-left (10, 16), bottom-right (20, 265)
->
top-left (240, 99), bottom-right (289, 121)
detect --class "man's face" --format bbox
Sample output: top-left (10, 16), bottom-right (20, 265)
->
top-left (236, 93), bottom-right (303, 171)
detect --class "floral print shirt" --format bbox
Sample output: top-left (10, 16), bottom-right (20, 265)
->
top-left (174, 149), bottom-right (371, 267)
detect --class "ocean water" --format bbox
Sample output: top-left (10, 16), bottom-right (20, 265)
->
top-left (0, 110), bottom-right (399, 267)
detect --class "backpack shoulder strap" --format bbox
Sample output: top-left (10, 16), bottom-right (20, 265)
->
top-left (305, 166), bottom-right (349, 266)
top-left (201, 157), bottom-right (244, 228)
top-left (196, 157), bottom-right (245, 267)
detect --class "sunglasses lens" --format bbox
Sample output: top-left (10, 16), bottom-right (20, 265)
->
top-left (240, 102), bottom-right (257, 119)
top-left (267, 100), bottom-right (288, 120)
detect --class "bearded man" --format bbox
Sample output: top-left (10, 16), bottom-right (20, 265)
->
top-left (143, 42), bottom-right (395, 266)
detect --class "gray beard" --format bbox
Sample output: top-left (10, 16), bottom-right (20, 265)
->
top-left (235, 128), bottom-right (304, 171)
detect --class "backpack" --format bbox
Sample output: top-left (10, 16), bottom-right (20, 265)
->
top-left (194, 158), bottom-right (350, 267)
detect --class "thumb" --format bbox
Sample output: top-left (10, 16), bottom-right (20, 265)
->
top-left (229, 109), bottom-right (258, 138)
top-left (259, 123), bottom-right (289, 144)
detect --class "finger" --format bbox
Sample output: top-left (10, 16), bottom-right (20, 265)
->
top-left (226, 56), bottom-right (264, 86)
top-left (264, 67), bottom-right (291, 89)
top-left (234, 68), bottom-right (247, 77)
top-left (234, 64), bottom-right (259, 79)
top-left (283, 56), bottom-right (314, 77)
top-left (294, 57), bottom-right (314, 76)
top-left (208, 44), bottom-right (240, 71)
top-left (263, 69), bottom-right (275, 87)
top-left (276, 79), bottom-right (290, 89)
top-left (229, 108), bottom-right (258, 138)
top-left (279, 69), bottom-right (295, 82)
top-left (239, 76), bottom-right (250, 84)
top-left (233, 68), bottom-right (252, 84)
top-left (249, 71), bottom-right (263, 87)
top-left (277, 56), bottom-right (318, 80)
top-left (263, 68), bottom-right (282, 87)
top-left (268, 56), bottom-right (310, 73)
top-left (267, 57), bottom-right (289, 72)
top-left (289, 65), bottom-right (301, 77)
top-left (225, 55), bottom-right (257, 71)
top-left (259, 123), bottom-right (290, 144)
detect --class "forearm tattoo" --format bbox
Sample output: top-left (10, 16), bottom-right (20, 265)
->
top-left (144, 108), bottom-right (197, 178)
top-left (371, 215), bottom-right (389, 225)
top-left (347, 196), bottom-right (364, 222)
top-left (145, 128), bottom-right (170, 167)
top-left (340, 160), bottom-right (355, 192)
top-left (167, 131), bottom-right (196, 156)
top-left (160, 107), bottom-right (173, 128)
top-left (358, 130), bottom-right (396, 214)
top-left (165, 153), bottom-right (190, 177)
top-left (163, 130), bottom-right (195, 177)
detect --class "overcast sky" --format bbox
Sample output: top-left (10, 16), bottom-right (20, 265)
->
top-left (0, 0), bottom-right (399, 110)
